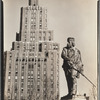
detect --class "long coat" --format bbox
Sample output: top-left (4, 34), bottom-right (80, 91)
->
top-left (61, 47), bottom-right (83, 78)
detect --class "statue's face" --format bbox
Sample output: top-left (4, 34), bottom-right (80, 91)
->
top-left (67, 39), bottom-right (75, 48)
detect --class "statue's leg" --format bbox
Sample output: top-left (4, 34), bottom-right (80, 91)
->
top-left (64, 70), bottom-right (73, 95)
top-left (71, 69), bottom-right (77, 95)
top-left (72, 77), bottom-right (77, 95)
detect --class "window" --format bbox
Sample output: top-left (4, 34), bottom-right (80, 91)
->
top-left (28, 76), bottom-right (30, 79)
top-left (21, 83), bottom-right (24, 87)
top-left (16, 58), bottom-right (18, 62)
top-left (15, 71), bottom-right (18, 75)
top-left (38, 64), bottom-right (40, 67)
top-left (51, 70), bottom-right (53, 75)
top-left (28, 58), bottom-right (31, 62)
top-left (40, 10), bottom-right (42, 13)
top-left (31, 76), bottom-right (33, 79)
top-left (21, 88), bottom-right (24, 92)
top-left (32, 64), bottom-right (34, 68)
top-left (8, 93), bottom-right (10, 96)
top-left (48, 32), bottom-right (51, 41)
top-left (51, 59), bottom-right (54, 64)
top-left (9, 59), bottom-right (11, 63)
top-left (22, 66), bottom-right (24, 69)
top-left (51, 82), bottom-right (54, 87)
top-left (40, 19), bottom-right (42, 22)
top-left (21, 71), bottom-right (24, 75)
top-left (15, 76), bottom-right (17, 79)
top-left (22, 58), bottom-right (25, 62)
top-left (32, 58), bottom-right (34, 61)
top-left (21, 79), bottom-right (24, 82)
top-left (31, 71), bottom-right (33, 74)
top-left (49, 44), bottom-right (52, 49)
top-left (44, 58), bottom-right (47, 62)
top-left (15, 93), bottom-right (17, 96)
top-left (40, 24), bottom-right (42, 27)
top-left (33, 37), bottom-right (35, 41)
top-left (39, 43), bottom-right (42, 52)
top-left (9, 66), bottom-right (11, 70)
top-left (43, 36), bottom-right (46, 41)
top-left (8, 88), bottom-right (10, 92)
top-left (33, 33), bottom-right (35, 36)
top-left (37, 88), bottom-right (40, 92)
top-left (44, 70), bottom-right (46, 75)
top-left (24, 30), bottom-right (27, 33)
top-left (31, 24), bottom-right (34, 29)
top-left (44, 64), bottom-right (46, 69)
top-left (30, 38), bottom-right (32, 41)
top-left (25, 17), bottom-right (28, 24)
top-left (27, 88), bottom-right (30, 92)
top-left (8, 96), bottom-right (10, 99)
top-left (22, 76), bottom-right (24, 79)
top-left (15, 87), bottom-right (17, 92)
top-left (37, 75), bottom-right (40, 79)
top-left (8, 76), bottom-right (10, 79)
top-left (53, 45), bottom-right (56, 50)
top-left (31, 18), bottom-right (34, 22)
top-left (43, 94), bottom-right (46, 98)
top-left (37, 81), bottom-right (40, 85)
top-left (37, 93), bottom-right (40, 97)
top-left (51, 53), bottom-right (54, 58)
top-left (9, 55), bottom-right (12, 58)
top-left (37, 71), bottom-right (40, 75)
top-left (17, 45), bottom-right (19, 48)
top-left (45, 52), bottom-right (48, 57)
top-left (9, 71), bottom-right (11, 75)
top-left (44, 44), bottom-right (47, 49)
top-left (15, 65), bottom-right (18, 69)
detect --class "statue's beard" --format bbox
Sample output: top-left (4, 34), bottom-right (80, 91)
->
top-left (67, 43), bottom-right (75, 48)
top-left (72, 43), bottom-right (75, 47)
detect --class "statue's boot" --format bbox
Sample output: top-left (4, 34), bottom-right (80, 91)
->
top-left (61, 94), bottom-right (73, 99)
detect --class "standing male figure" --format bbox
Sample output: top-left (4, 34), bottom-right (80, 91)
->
top-left (61, 37), bottom-right (83, 99)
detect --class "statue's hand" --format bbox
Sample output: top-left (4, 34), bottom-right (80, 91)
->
top-left (67, 60), bottom-right (73, 66)
top-left (76, 72), bottom-right (80, 78)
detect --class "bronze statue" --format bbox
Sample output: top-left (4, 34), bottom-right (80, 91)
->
top-left (61, 37), bottom-right (84, 99)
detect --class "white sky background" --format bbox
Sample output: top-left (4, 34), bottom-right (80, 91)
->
top-left (3, 0), bottom-right (97, 97)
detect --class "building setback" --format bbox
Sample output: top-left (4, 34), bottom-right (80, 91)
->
top-left (4, 0), bottom-right (60, 100)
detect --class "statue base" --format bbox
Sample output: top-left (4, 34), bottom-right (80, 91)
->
top-left (61, 95), bottom-right (89, 100)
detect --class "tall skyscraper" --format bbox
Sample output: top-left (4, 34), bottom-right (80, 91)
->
top-left (4, 0), bottom-right (59, 100)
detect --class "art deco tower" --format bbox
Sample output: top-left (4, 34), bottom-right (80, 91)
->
top-left (4, 0), bottom-right (59, 100)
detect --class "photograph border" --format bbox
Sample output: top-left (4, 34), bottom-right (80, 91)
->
top-left (1, 0), bottom-right (99, 100)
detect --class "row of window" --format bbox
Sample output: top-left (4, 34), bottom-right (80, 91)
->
top-left (15, 57), bottom-right (48, 63)
top-left (7, 69), bottom-right (56, 82)
top-left (7, 83), bottom-right (57, 98)
top-left (24, 16), bottom-right (44, 25)
top-left (25, 10), bottom-right (43, 17)
top-left (22, 33), bottom-right (53, 42)
top-left (25, 6), bottom-right (43, 11)
top-left (24, 22), bottom-right (46, 31)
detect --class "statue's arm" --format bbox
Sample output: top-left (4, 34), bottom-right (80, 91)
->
top-left (61, 48), bottom-right (69, 60)
top-left (77, 50), bottom-right (84, 73)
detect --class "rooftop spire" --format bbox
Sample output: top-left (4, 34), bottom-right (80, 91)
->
top-left (29, 0), bottom-right (38, 6)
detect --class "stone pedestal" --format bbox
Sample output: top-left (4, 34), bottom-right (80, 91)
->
top-left (61, 95), bottom-right (89, 100)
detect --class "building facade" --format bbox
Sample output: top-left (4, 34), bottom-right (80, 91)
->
top-left (4, 0), bottom-right (59, 100)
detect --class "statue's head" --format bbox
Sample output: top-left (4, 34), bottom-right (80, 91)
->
top-left (67, 37), bottom-right (75, 48)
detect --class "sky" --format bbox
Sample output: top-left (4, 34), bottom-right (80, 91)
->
top-left (3, 0), bottom-right (97, 98)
